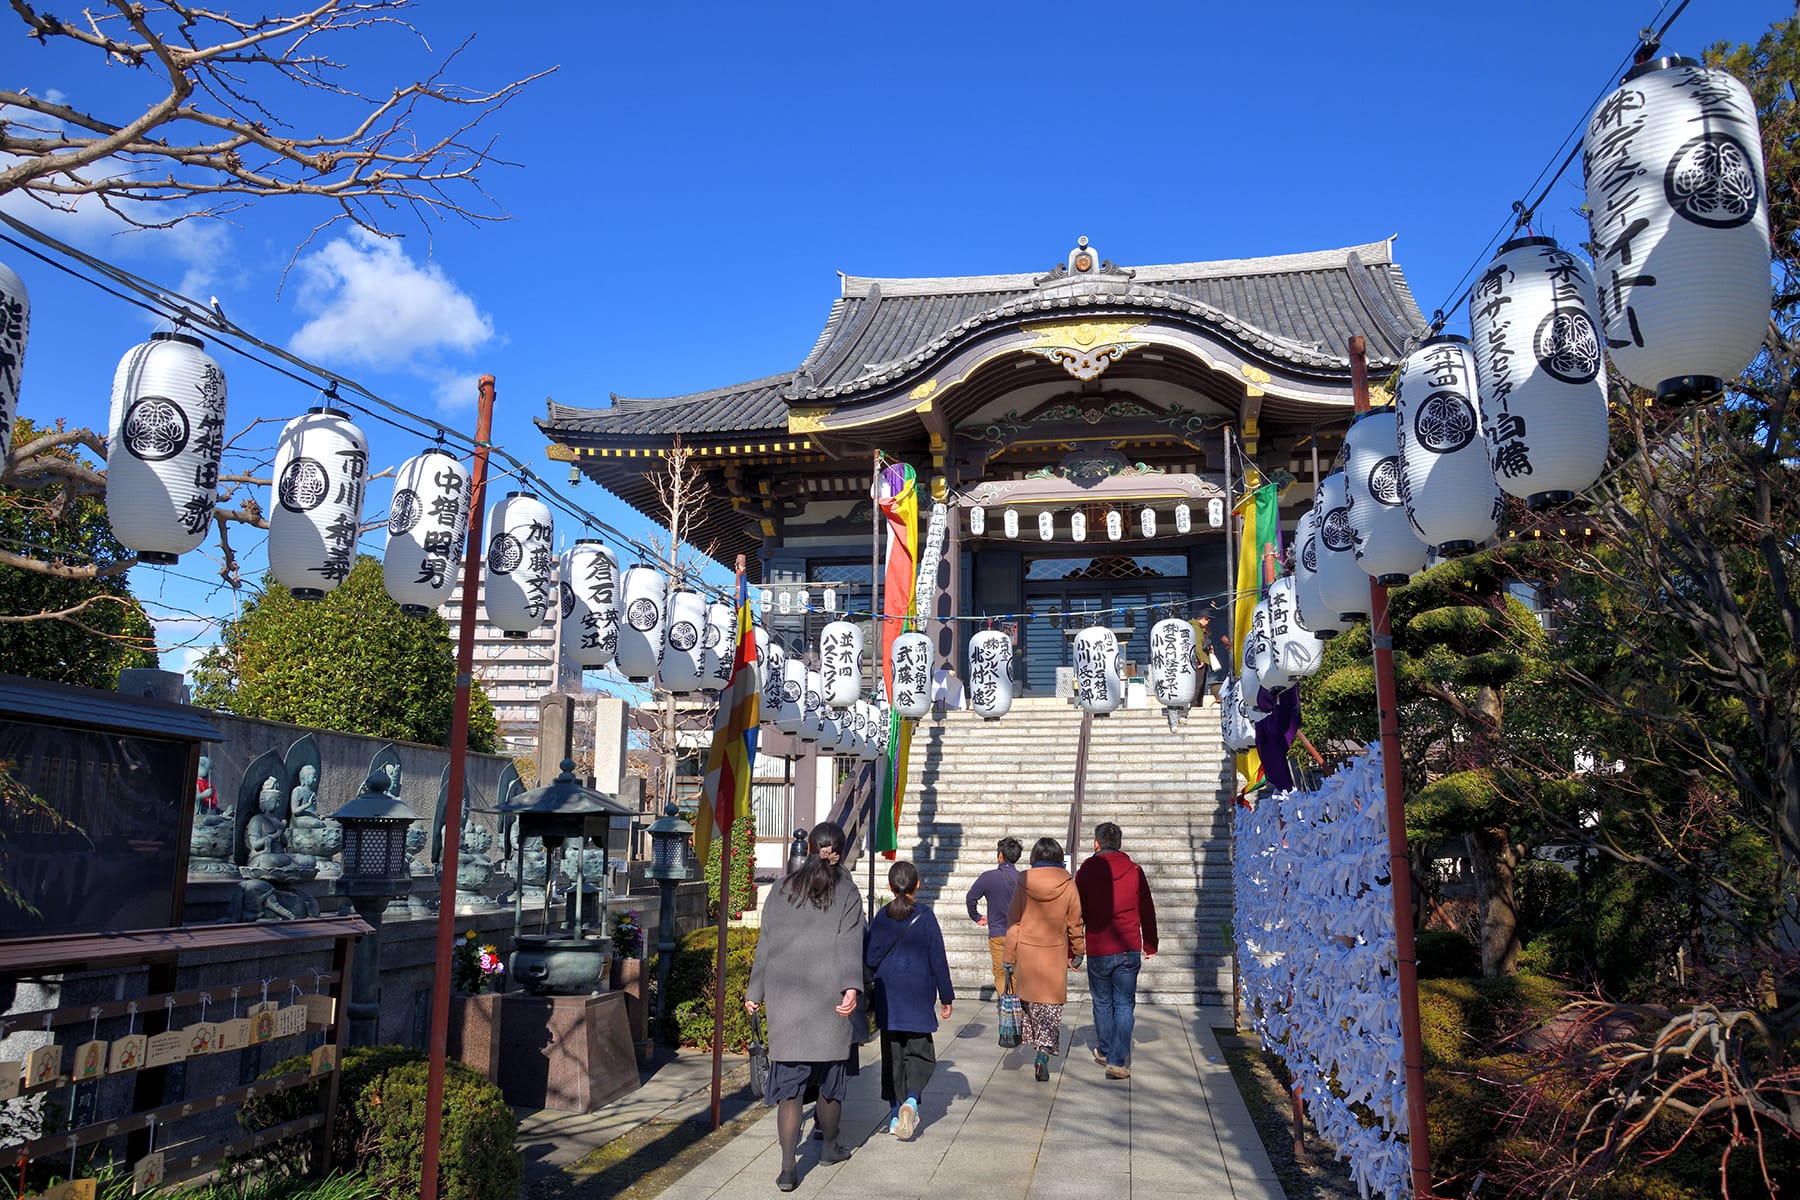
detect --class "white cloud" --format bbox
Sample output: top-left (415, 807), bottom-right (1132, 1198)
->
top-left (288, 230), bottom-right (493, 370)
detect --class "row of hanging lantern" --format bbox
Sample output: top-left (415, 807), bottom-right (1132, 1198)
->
top-left (967, 499), bottom-right (1225, 541)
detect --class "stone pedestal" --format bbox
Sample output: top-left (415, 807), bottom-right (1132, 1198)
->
top-left (448, 991), bottom-right (502, 1080)
top-left (611, 955), bottom-right (651, 1063)
top-left (496, 990), bottom-right (639, 1112)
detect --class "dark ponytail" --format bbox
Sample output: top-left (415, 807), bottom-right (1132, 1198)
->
top-left (784, 820), bottom-right (849, 910)
top-left (885, 860), bottom-right (919, 920)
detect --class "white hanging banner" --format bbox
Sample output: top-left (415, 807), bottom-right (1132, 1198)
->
top-left (915, 500), bottom-right (950, 606)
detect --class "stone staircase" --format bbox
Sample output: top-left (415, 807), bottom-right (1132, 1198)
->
top-left (873, 696), bottom-right (1236, 1005)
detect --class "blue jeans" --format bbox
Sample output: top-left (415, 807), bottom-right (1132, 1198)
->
top-left (1087, 950), bottom-right (1141, 1067)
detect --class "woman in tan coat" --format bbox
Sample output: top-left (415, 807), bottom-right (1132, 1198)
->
top-left (1003, 836), bottom-right (1086, 1081)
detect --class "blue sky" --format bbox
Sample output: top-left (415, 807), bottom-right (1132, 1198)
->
top-left (1, 0), bottom-right (1787, 677)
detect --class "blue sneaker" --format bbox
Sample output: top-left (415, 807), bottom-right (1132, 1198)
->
top-left (896, 1100), bottom-right (918, 1140)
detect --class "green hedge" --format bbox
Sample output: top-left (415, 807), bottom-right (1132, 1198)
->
top-left (702, 814), bottom-right (756, 919)
top-left (649, 924), bottom-right (758, 1050)
top-left (240, 1045), bottom-right (519, 1200)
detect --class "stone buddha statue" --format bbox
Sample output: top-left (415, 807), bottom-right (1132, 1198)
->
top-left (286, 763), bottom-right (342, 872)
top-left (244, 773), bottom-right (315, 882)
top-left (189, 755), bottom-right (239, 878)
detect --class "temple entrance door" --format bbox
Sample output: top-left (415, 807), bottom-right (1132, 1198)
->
top-left (1018, 553), bottom-right (1189, 694)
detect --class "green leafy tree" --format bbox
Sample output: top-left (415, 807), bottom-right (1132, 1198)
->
top-left (191, 556), bottom-right (498, 752)
top-left (0, 418), bottom-right (157, 687)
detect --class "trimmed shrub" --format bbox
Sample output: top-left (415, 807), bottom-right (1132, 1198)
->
top-left (702, 815), bottom-right (756, 919)
top-left (1414, 928), bottom-right (1481, 979)
top-left (240, 1045), bottom-right (518, 1200)
top-left (649, 924), bottom-right (758, 1050)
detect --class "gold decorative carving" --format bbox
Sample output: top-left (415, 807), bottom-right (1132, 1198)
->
top-left (1023, 341), bottom-right (1143, 382)
top-left (1239, 364), bottom-right (1272, 385)
top-left (1025, 320), bottom-right (1144, 349)
top-left (910, 379), bottom-right (939, 400)
top-left (546, 442), bottom-right (577, 462)
top-left (787, 408), bottom-right (831, 434)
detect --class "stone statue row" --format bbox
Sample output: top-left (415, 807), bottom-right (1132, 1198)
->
top-left (190, 740), bottom-right (597, 922)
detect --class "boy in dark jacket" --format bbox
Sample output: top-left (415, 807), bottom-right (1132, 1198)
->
top-left (867, 860), bottom-right (954, 1140)
top-left (1073, 822), bottom-right (1157, 1079)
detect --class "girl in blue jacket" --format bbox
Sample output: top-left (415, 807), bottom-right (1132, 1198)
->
top-left (865, 859), bottom-right (954, 1139)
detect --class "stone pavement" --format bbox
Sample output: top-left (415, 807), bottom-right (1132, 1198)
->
top-left (644, 1002), bottom-right (1284, 1200)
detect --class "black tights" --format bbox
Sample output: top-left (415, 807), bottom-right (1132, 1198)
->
top-left (776, 1096), bottom-right (841, 1172)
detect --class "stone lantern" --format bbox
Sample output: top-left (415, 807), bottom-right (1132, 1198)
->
top-left (646, 803), bottom-right (694, 1023)
top-left (332, 769), bottom-right (419, 1045)
top-left (481, 760), bottom-right (635, 996)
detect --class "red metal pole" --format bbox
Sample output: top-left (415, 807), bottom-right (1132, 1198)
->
top-left (1351, 338), bottom-right (1434, 1199)
top-left (710, 553), bottom-right (748, 1129)
top-left (420, 374), bottom-right (496, 1200)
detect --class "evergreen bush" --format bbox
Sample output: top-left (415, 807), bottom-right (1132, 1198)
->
top-left (649, 924), bottom-right (758, 1050)
top-left (701, 815), bottom-right (756, 919)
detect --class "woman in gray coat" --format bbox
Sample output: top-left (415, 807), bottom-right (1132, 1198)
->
top-left (745, 820), bottom-right (866, 1191)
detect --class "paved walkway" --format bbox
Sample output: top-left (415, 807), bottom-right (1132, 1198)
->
top-left (639, 1002), bottom-right (1283, 1200)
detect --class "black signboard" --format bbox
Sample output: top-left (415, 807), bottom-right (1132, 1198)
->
top-left (0, 718), bottom-right (192, 936)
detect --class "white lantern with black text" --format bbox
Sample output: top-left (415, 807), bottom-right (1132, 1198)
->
top-left (889, 629), bottom-right (933, 719)
top-left (1312, 472), bottom-right (1370, 623)
top-left (1345, 409), bottom-right (1427, 585)
top-left (1292, 509), bottom-right (1348, 638)
top-left (1208, 498), bottom-right (1225, 528)
top-left (800, 669), bottom-right (826, 742)
top-left (967, 629), bottom-right (1014, 721)
top-left (616, 566), bottom-right (667, 680)
top-left (1175, 503), bottom-right (1192, 534)
top-left (1469, 236), bottom-right (1610, 507)
top-left (559, 540), bottom-right (620, 669)
top-left (1106, 509), bottom-right (1123, 541)
top-left (1395, 336), bottom-right (1500, 555)
top-left (383, 448), bottom-right (469, 615)
top-left (269, 406), bottom-right (368, 599)
top-left (1073, 626), bottom-right (1123, 715)
top-left (106, 332), bottom-right (228, 564)
top-left (1004, 508), bottom-right (1019, 539)
top-left (757, 628), bottom-right (783, 718)
top-left (856, 702), bottom-right (881, 760)
top-left (1038, 511), bottom-right (1054, 541)
top-left (1220, 676), bottom-right (1259, 752)
top-left (0, 260), bottom-right (28, 464)
top-left (774, 656), bottom-right (805, 734)
top-left (1149, 618), bottom-right (1197, 711)
top-left (484, 492), bottom-right (555, 635)
top-left (820, 620), bottom-right (863, 707)
top-left (659, 589), bottom-right (706, 691)
top-left (1238, 597), bottom-right (1269, 706)
top-left (1583, 56), bottom-right (1770, 403)
top-left (699, 600), bottom-right (734, 691)
top-left (1257, 576), bottom-right (1324, 693)
top-left (1070, 511), bottom-right (1087, 542)
top-left (1140, 508), bottom-right (1156, 538)
top-left (969, 506), bottom-right (985, 535)
top-left (818, 706), bottom-right (842, 754)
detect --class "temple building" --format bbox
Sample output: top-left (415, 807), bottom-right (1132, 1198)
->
top-left (539, 237), bottom-right (1429, 696)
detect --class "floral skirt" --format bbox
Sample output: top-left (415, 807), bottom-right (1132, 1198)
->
top-left (1021, 1001), bottom-right (1063, 1055)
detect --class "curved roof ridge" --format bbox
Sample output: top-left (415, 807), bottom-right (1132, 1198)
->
top-left (600, 370), bottom-right (795, 409)
top-left (838, 237), bottom-right (1399, 298)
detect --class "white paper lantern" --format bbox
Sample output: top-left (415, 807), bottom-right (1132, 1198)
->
top-left (855, 701), bottom-right (881, 760)
top-left (1208, 498), bottom-right (1225, 528)
top-left (700, 599), bottom-right (735, 691)
top-left (823, 587), bottom-right (837, 613)
top-left (1004, 508), bottom-right (1019, 539)
top-left (559, 540), bottom-right (620, 669)
top-left (1175, 502), bottom-right (1192, 534)
top-left (889, 629), bottom-right (933, 719)
top-left (799, 588), bottom-right (812, 610)
top-left (1583, 56), bottom-right (1770, 402)
top-left (820, 620), bottom-right (863, 707)
top-left (659, 589), bottom-right (706, 691)
top-left (1106, 509), bottom-right (1123, 541)
top-left (1140, 507), bottom-right (1157, 538)
top-left (1070, 511), bottom-right (1087, 542)
top-left (1292, 509), bottom-right (1348, 638)
top-left (1038, 511), bottom-right (1054, 541)
top-left (831, 703), bottom-right (858, 755)
top-left (757, 628), bottom-right (783, 717)
top-left (1344, 409), bottom-right (1427, 585)
top-left (483, 492), bottom-right (554, 635)
top-left (0, 260), bottom-right (28, 464)
top-left (1469, 236), bottom-right (1611, 508)
top-left (967, 629), bottom-right (1014, 721)
top-left (106, 332), bottom-right (228, 564)
top-left (1395, 336), bottom-right (1501, 556)
top-left (1220, 676), bottom-right (1259, 752)
top-left (1149, 618), bottom-right (1198, 710)
top-left (1073, 626), bottom-right (1123, 715)
top-left (817, 706), bottom-right (841, 754)
top-left (775, 656), bottom-right (806, 734)
top-left (383, 448), bottom-right (470, 615)
top-left (269, 406), bottom-right (368, 599)
top-left (800, 668), bottom-right (826, 742)
top-left (970, 506), bottom-right (985, 535)
top-left (1238, 597), bottom-right (1269, 706)
top-left (759, 587), bottom-right (773, 612)
top-left (616, 566), bottom-right (667, 680)
top-left (1258, 576), bottom-right (1325, 693)
top-left (1312, 471), bottom-right (1369, 623)
top-left (778, 589), bottom-right (792, 614)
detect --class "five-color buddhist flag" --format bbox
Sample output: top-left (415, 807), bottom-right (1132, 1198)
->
top-left (876, 462), bottom-right (917, 857)
top-left (696, 574), bottom-right (759, 863)
top-left (1233, 480), bottom-right (1279, 793)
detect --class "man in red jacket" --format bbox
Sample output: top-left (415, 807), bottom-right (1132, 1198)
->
top-left (1074, 821), bottom-right (1157, 1079)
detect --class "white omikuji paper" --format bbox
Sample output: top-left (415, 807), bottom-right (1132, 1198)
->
top-left (1233, 743), bottom-right (1412, 1200)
